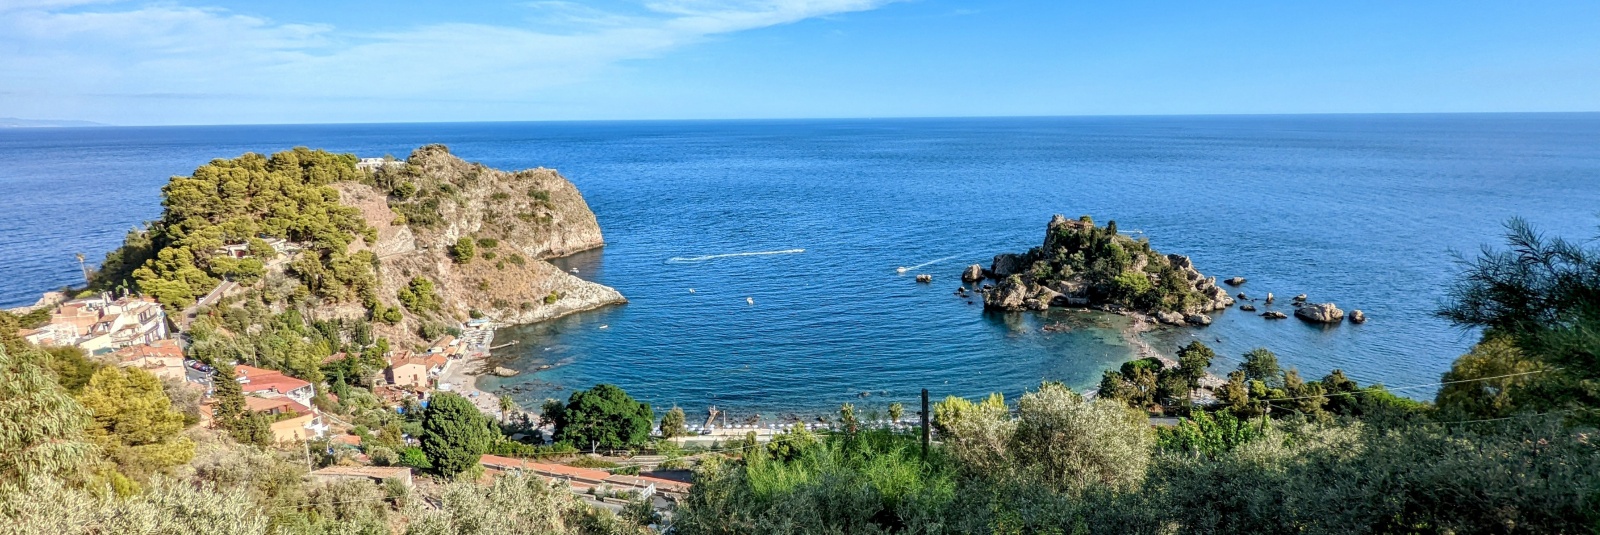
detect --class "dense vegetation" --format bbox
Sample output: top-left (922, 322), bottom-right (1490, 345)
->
top-left (675, 384), bottom-right (1598, 534)
top-left (0, 314), bottom-right (652, 534)
top-left (544, 384), bottom-right (655, 451)
top-left (1436, 217), bottom-right (1600, 425)
top-left (94, 148), bottom-right (375, 310)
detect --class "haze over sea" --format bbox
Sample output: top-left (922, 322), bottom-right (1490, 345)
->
top-left (3, 115), bottom-right (1597, 417)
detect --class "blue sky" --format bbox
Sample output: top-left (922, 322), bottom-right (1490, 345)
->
top-left (3, 0), bottom-right (1598, 125)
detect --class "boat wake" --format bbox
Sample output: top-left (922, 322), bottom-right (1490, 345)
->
top-left (667, 248), bottom-right (806, 263)
top-left (897, 254), bottom-right (961, 274)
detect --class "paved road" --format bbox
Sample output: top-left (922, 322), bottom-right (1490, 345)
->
top-left (185, 366), bottom-right (214, 392)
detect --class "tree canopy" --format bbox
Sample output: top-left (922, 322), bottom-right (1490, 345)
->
top-left (0, 346), bottom-right (98, 483)
top-left (76, 366), bottom-right (195, 480)
top-left (1437, 217), bottom-right (1600, 423)
top-left (420, 393), bottom-right (498, 476)
top-left (551, 384), bottom-right (653, 451)
top-left (93, 148), bottom-right (373, 310)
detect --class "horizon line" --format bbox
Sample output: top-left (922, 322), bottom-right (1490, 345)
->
top-left (6, 109), bottom-right (1600, 129)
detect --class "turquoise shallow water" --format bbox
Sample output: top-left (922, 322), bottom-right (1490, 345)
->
top-left (2, 115), bottom-right (1599, 417)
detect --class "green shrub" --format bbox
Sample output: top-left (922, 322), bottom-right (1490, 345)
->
top-left (397, 277), bottom-right (440, 312)
top-left (366, 445), bottom-right (398, 466)
top-left (568, 456), bottom-right (619, 469)
top-left (448, 237), bottom-right (475, 263)
top-left (391, 181), bottom-right (417, 199)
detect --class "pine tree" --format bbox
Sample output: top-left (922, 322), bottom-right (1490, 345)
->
top-left (77, 366), bottom-right (194, 477)
top-left (208, 364), bottom-right (266, 445)
top-left (212, 364), bottom-right (244, 426)
top-left (420, 393), bottom-right (497, 476)
top-left (660, 406), bottom-right (687, 438)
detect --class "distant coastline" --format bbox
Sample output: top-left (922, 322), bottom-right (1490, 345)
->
top-left (0, 117), bottom-right (109, 128)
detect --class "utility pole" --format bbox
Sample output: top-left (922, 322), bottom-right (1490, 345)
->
top-left (920, 388), bottom-right (930, 460)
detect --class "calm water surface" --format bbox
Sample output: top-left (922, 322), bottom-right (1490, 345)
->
top-left (2, 115), bottom-right (1597, 416)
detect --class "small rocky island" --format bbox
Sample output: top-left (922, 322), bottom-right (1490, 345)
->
top-left (968, 215), bottom-right (1234, 326)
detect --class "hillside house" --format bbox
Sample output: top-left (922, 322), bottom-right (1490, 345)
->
top-left (234, 365), bottom-right (315, 406)
top-left (247, 395), bottom-right (327, 443)
top-left (197, 392), bottom-right (327, 443)
top-left (114, 339), bottom-right (185, 381)
top-left (18, 295), bottom-right (168, 353)
top-left (385, 351), bottom-right (447, 390)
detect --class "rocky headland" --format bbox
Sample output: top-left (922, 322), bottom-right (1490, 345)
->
top-left (94, 144), bottom-right (625, 348)
top-left (340, 145), bottom-right (625, 344)
top-left (969, 215), bottom-right (1233, 326)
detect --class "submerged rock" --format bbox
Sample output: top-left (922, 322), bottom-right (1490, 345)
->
top-left (1261, 311), bottom-right (1288, 319)
top-left (1294, 302), bottom-right (1345, 323)
top-left (1240, 304), bottom-right (1257, 312)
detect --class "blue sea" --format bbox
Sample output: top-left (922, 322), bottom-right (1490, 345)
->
top-left (3, 115), bottom-right (1598, 418)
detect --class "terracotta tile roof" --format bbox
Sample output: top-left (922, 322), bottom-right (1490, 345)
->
top-left (114, 339), bottom-right (183, 361)
top-left (235, 365), bottom-right (312, 395)
top-left (388, 351), bottom-right (445, 370)
top-left (244, 395), bottom-right (312, 415)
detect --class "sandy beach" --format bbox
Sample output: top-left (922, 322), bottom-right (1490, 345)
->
top-left (436, 323), bottom-right (513, 419)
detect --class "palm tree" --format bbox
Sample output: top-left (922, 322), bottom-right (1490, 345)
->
top-left (75, 253), bottom-right (90, 286)
top-left (498, 394), bottom-right (516, 420)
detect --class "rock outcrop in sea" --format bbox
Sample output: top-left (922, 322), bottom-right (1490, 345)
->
top-left (1295, 302), bottom-right (1346, 323)
top-left (974, 215), bottom-right (1234, 319)
top-left (961, 264), bottom-right (984, 282)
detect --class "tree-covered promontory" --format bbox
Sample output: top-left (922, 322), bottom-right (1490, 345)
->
top-left (94, 148), bottom-right (375, 310)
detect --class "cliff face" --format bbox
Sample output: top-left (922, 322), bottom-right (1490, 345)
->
top-left (338, 145), bottom-right (625, 343)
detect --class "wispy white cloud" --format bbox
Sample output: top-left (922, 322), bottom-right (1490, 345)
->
top-left (0, 0), bottom-right (896, 121)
